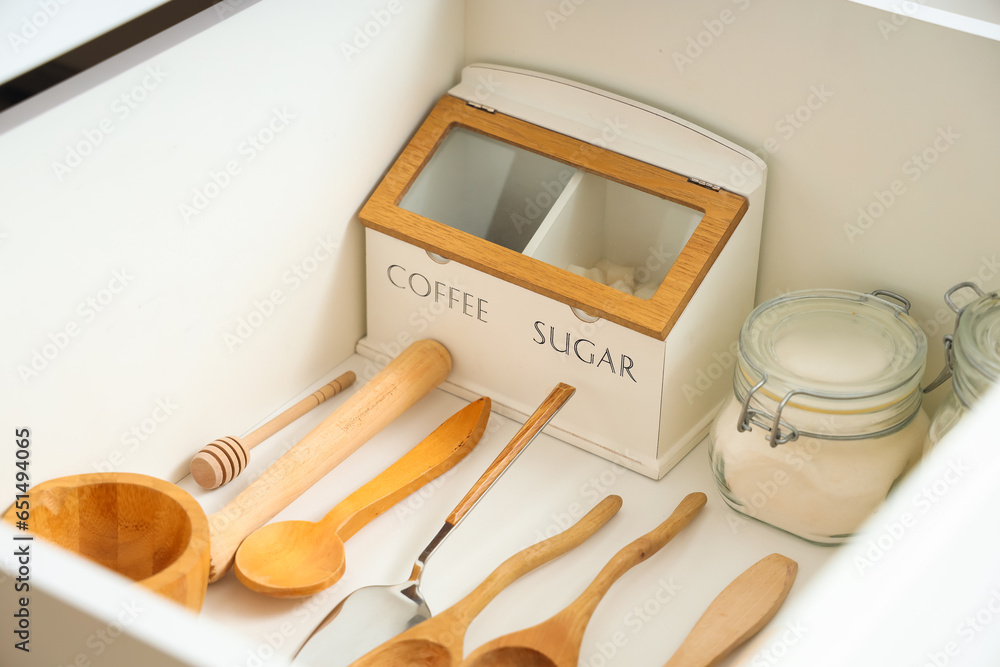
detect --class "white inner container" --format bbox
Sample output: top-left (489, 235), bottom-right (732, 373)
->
top-left (400, 126), bottom-right (705, 298)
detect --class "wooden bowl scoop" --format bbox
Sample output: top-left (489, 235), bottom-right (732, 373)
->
top-left (4, 339), bottom-right (454, 612)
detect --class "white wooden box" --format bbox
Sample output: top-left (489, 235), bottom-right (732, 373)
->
top-left (359, 64), bottom-right (767, 479)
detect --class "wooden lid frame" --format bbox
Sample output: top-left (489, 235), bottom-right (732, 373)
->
top-left (360, 94), bottom-right (748, 341)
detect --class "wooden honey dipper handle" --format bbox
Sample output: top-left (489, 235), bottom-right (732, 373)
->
top-left (190, 371), bottom-right (357, 490)
top-left (207, 339), bottom-right (452, 582)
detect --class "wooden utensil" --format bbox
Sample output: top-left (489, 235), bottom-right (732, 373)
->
top-left (459, 492), bottom-right (708, 667)
top-left (5, 340), bottom-right (453, 611)
top-left (293, 383), bottom-right (576, 667)
top-left (349, 495), bottom-right (623, 667)
top-left (3, 473), bottom-right (210, 612)
top-left (191, 371), bottom-right (356, 489)
top-left (207, 338), bottom-right (452, 582)
top-left (663, 553), bottom-right (797, 667)
top-left (234, 398), bottom-right (491, 597)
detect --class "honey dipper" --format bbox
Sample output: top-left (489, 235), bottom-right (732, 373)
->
top-left (190, 371), bottom-right (356, 489)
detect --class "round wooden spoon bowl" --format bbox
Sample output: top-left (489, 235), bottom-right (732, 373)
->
top-left (3, 473), bottom-right (209, 612)
top-left (234, 520), bottom-right (346, 597)
top-left (465, 648), bottom-right (556, 667)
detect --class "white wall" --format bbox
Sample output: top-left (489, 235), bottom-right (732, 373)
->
top-left (0, 0), bottom-right (465, 483)
top-left (465, 0), bottom-right (1000, 415)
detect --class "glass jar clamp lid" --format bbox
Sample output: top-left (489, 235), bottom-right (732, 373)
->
top-left (709, 289), bottom-right (930, 544)
top-left (925, 282), bottom-right (1000, 445)
top-left (735, 289), bottom-right (927, 443)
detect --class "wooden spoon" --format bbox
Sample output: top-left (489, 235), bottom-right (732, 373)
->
top-left (234, 398), bottom-right (490, 597)
top-left (663, 553), bottom-right (798, 667)
top-left (292, 383), bottom-right (576, 666)
top-left (460, 492), bottom-right (707, 667)
top-left (209, 339), bottom-right (452, 583)
top-left (349, 495), bottom-right (623, 667)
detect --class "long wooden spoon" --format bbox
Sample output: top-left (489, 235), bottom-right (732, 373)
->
top-left (234, 398), bottom-right (491, 597)
top-left (349, 495), bottom-right (623, 667)
top-left (293, 383), bottom-right (576, 666)
top-left (662, 553), bottom-right (797, 667)
top-left (209, 339), bottom-right (452, 582)
top-left (459, 492), bottom-right (707, 667)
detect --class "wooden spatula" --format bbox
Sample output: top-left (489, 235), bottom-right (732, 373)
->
top-left (663, 553), bottom-right (798, 667)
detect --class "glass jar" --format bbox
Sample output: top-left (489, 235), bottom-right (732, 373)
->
top-left (708, 289), bottom-right (929, 545)
top-left (925, 283), bottom-right (1000, 448)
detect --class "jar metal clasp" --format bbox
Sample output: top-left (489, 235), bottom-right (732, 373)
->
top-left (923, 282), bottom-right (985, 394)
top-left (735, 357), bottom-right (801, 447)
top-left (736, 288), bottom-right (922, 447)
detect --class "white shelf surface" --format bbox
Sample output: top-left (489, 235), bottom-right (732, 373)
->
top-left (847, 0), bottom-right (1000, 41)
top-left (177, 353), bottom-right (835, 666)
top-left (5, 352), bottom-right (999, 665)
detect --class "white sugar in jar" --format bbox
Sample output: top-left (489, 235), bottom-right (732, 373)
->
top-left (708, 289), bottom-right (929, 545)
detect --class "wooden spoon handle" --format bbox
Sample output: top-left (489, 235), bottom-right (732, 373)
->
top-left (442, 495), bottom-right (623, 627)
top-left (207, 340), bottom-right (452, 582)
top-left (323, 398), bottom-right (491, 541)
top-left (663, 554), bottom-right (798, 667)
top-left (445, 383), bottom-right (575, 526)
top-left (561, 492), bottom-right (707, 636)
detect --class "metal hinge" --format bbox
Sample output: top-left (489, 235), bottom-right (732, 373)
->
top-left (466, 101), bottom-right (496, 113)
top-left (688, 177), bottom-right (721, 191)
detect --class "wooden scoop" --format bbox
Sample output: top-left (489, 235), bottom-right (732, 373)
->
top-left (662, 553), bottom-right (797, 667)
top-left (459, 492), bottom-right (707, 667)
top-left (349, 495), bottom-right (623, 667)
top-left (292, 383), bottom-right (576, 666)
top-left (7, 340), bottom-right (453, 612)
top-left (235, 398), bottom-right (491, 597)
